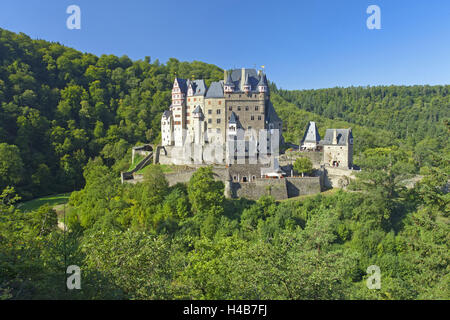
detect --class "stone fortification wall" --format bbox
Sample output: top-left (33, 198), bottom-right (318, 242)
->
top-left (279, 150), bottom-right (323, 168)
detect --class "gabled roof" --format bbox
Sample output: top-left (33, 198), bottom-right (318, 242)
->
top-left (206, 81), bottom-right (224, 98)
top-left (188, 79), bottom-right (207, 96)
top-left (301, 121), bottom-right (320, 143)
top-left (193, 105), bottom-right (203, 114)
top-left (321, 129), bottom-right (353, 146)
top-left (175, 78), bottom-right (188, 93)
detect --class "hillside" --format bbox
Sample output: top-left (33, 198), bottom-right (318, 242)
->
top-left (0, 27), bottom-right (448, 200)
top-left (0, 28), bottom-right (448, 301)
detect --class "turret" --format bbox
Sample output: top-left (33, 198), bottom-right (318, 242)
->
top-left (224, 71), bottom-right (234, 93)
top-left (258, 73), bottom-right (268, 93)
top-left (192, 106), bottom-right (205, 145)
top-left (172, 78), bottom-right (186, 106)
top-left (228, 111), bottom-right (238, 135)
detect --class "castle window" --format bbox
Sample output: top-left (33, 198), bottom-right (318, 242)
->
top-left (218, 101), bottom-right (222, 105)
top-left (252, 175), bottom-right (256, 181)
top-left (237, 106), bottom-right (241, 111)
top-left (234, 176), bottom-right (237, 181)
top-left (188, 98), bottom-right (190, 102)
top-left (216, 109), bottom-right (221, 115)
top-left (208, 101), bottom-right (211, 105)
top-left (216, 128), bottom-right (221, 133)
top-left (194, 98), bottom-right (197, 101)
top-left (245, 106), bottom-right (249, 111)
top-left (248, 126), bottom-right (252, 130)
top-left (217, 119), bottom-right (221, 124)
top-left (258, 116), bottom-right (262, 120)
top-left (251, 115), bottom-right (254, 120)
top-left (208, 109), bottom-right (212, 114)
top-left (229, 106), bottom-right (232, 111)
top-left (255, 106), bottom-right (259, 111)
top-left (242, 176), bottom-right (247, 182)
top-left (208, 119), bottom-right (212, 124)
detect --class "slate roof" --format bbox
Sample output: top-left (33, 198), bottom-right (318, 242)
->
top-left (193, 105), bottom-right (203, 115)
top-left (175, 78), bottom-right (188, 93)
top-left (225, 72), bottom-right (234, 85)
top-left (266, 102), bottom-right (282, 123)
top-left (187, 79), bottom-right (207, 96)
top-left (244, 73), bottom-right (250, 85)
top-left (205, 81), bottom-right (224, 98)
top-left (257, 73), bottom-right (267, 87)
top-left (320, 129), bottom-right (353, 146)
top-left (162, 110), bottom-right (171, 119)
top-left (229, 111), bottom-right (238, 124)
top-left (230, 69), bottom-right (260, 92)
top-left (301, 121), bottom-right (320, 143)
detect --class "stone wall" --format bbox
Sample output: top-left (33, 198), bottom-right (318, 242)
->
top-left (231, 178), bottom-right (288, 200)
top-left (125, 161), bottom-right (323, 201)
top-left (285, 177), bottom-right (321, 197)
top-left (163, 166), bottom-right (229, 187)
top-left (322, 166), bottom-right (357, 189)
top-left (230, 176), bottom-right (322, 200)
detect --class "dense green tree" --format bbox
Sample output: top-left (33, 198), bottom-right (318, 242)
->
top-left (0, 143), bottom-right (24, 190)
top-left (293, 157), bottom-right (313, 176)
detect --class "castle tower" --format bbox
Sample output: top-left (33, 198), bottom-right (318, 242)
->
top-left (224, 71), bottom-right (235, 93)
top-left (301, 121), bottom-right (320, 150)
top-left (161, 110), bottom-right (173, 146)
top-left (321, 128), bottom-right (354, 169)
top-left (172, 78), bottom-right (187, 147)
top-left (257, 73), bottom-right (268, 93)
top-left (192, 105), bottom-right (205, 145)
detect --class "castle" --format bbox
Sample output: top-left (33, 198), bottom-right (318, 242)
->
top-left (122, 68), bottom-right (357, 200)
top-left (160, 68), bottom-right (283, 164)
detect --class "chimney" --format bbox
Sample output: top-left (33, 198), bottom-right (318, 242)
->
top-left (332, 129), bottom-right (338, 145)
top-left (224, 70), bottom-right (228, 82)
top-left (241, 68), bottom-right (245, 91)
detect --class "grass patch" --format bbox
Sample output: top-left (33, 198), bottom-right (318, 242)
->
top-left (128, 153), bottom-right (145, 171)
top-left (136, 164), bottom-right (178, 175)
top-left (19, 193), bottom-right (71, 212)
top-left (279, 188), bottom-right (339, 202)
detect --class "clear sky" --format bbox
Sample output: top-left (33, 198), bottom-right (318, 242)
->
top-left (1, 0), bottom-right (449, 89)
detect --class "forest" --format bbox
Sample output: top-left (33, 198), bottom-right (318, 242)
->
top-left (0, 28), bottom-right (449, 299)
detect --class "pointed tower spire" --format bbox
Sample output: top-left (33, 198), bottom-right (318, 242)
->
top-left (243, 72), bottom-right (250, 93)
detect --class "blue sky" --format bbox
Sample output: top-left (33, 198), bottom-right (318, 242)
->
top-left (1, 0), bottom-right (449, 89)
